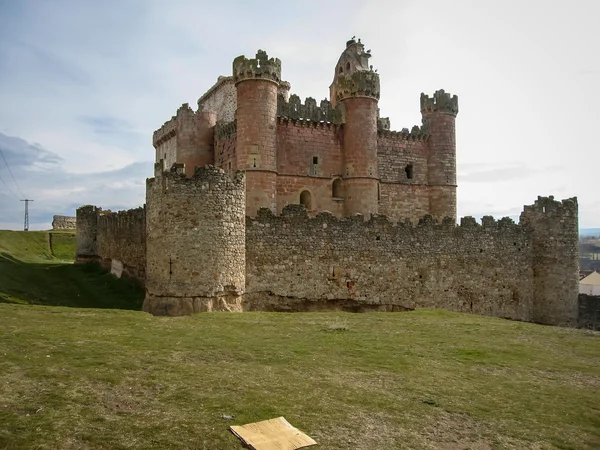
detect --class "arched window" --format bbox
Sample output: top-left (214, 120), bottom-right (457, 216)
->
top-left (346, 62), bottom-right (350, 71)
top-left (338, 66), bottom-right (343, 74)
top-left (332, 179), bottom-right (343, 198)
top-left (300, 190), bottom-right (312, 210)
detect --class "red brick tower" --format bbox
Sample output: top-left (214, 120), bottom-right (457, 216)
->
top-left (233, 50), bottom-right (281, 216)
top-left (421, 90), bottom-right (459, 221)
top-left (175, 103), bottom-right (217, 177)
top-left (330, 39), bottom-right (380, 217)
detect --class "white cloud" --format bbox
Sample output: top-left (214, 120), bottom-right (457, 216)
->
top-left (0, 0), bottom-right (598, 228)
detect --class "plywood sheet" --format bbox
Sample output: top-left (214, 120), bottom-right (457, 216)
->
top-left (230, 416), bottom-right (317, 450)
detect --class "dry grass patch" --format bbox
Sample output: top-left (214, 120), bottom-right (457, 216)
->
top-left (0, 306), bottom-right (599, 449)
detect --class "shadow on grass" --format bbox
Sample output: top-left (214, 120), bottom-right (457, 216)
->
top-left (0, 257), bottom-right (144, 310)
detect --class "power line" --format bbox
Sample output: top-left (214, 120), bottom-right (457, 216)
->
top-left (0, 171), bottom-right (18, 199)
top-left (0, 147), bottom-right (24, 197)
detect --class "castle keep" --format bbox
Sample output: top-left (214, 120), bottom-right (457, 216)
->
top-left (76, 39), bottom-right (580, 327)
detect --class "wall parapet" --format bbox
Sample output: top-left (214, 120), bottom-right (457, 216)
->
top-left (247, 204), bottom-right (525, 236)
top-left (277, 116), bottom-right (341, 131)
top-left (378, 125), bottom-right (429, 141)
top-left (233, 50), bottom-right (281, 85)
top-left (420, 89), bottom-right (459, 115)
top-left (277, 94), bottom-right (338, 122)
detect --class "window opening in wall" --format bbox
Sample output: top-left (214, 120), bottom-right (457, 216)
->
top-left (338, 66), bottom-right (343, 73)
top-left (542, 206), bottom-right (546, 213)
top-left (405, 164), bottom-right (414, 180)
top-left (313, 156), bottom-right (319, 164)
top-left (346, 62), bottom-right (350, 71)
top-left (300, 190), bottom-right (312, 210)
top-left (228, 161), bottom-right (232, 173)
top-left (369, 166), bottom-right (373, 176)
top-left (253, 158), bottom-right (257, 168)
top-left (332, 178), bottom-right (343, 198)
top-left (377, 182), bottom-right (381, 201)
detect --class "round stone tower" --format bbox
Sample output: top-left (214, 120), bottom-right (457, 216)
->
top-left (421, 90), bottom-right (459, 221)
top-left (330, 38), bottom-right (380, 218)
top-left (144, 164), bottom-right (246, 316)
top-left (233, 50), bottom-right (281, 216)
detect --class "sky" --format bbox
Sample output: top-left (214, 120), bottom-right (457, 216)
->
top-left (0, 0), bottom-right (598, 230)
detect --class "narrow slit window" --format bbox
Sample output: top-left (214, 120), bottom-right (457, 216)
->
top-left (405, 164), bottom-right (414, 180)
top-left (253, 158), bottom-right (257, 168)
top-left (313, 156), bottom-right (319, 165)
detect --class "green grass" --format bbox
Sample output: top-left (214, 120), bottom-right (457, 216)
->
top-left (0, 230), bottom-right (144, 309)
top-left (0, 230), bottom-right (599, 449)
top-left (0, 307), bottom-right (598, 449)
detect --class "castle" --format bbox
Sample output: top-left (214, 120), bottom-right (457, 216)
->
top-left (76, 39), bottom-right (580, 327)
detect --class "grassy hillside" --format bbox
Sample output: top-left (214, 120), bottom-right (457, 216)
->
top-left (0, 307), bottom-right (598, 449)
top-left (0, 230), bottom-right (144, 309)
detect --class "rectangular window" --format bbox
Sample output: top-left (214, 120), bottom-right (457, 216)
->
top-left (313, 156), bottom-right (319, 165)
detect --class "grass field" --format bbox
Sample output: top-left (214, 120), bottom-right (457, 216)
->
top-left (0, 230), bottom-right (144, 309)
top-left (0, 231), bottom-right (599, 449)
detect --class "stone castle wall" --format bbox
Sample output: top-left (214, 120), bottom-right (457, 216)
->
top-left (143, 164), bottom-right (246, 316)
top-left (96, 208), bottom-right (146, 279)
top-left (197, 76), bottom-right (237, 123)
top-left (52, 215), bottom-right (76, 230)
top-left (245, 206), bottom-right (535, 320)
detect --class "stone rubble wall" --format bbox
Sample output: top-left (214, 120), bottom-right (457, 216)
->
top-left (143, 165), bottom-right (246, 316)
top-left (52, 215), bottom-right (76, 230)
top-left (96, 207), bottom-right (146, 279)
top-left (75, 205), bottom-right (99, 261)
top-left (197, 76), bottom-right (237, 123)
top-left (245, 206), bottom-right (536, 322)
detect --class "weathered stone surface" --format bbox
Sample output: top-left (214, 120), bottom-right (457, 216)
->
top-left (75, 40), bottom-right (582, 327)
top-left (52, 215), bottom-right (76, 230)
top-left (143, 165), bottom-right (246, 316)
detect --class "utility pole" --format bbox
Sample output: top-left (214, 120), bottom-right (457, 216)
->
top-left (20, 199), bottom-right (33, 231)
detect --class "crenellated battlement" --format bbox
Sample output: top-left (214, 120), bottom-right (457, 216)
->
top-left (276, 116), bottom-right (341, 131)
top-left (233, 50), bottom-right (281, 85)
top-left (247, 204), bottom-right (528, 237)
top-left (335, 70), bottom-right (381, 102)
top-left (148, 161), bottom-right (245, 190)
top-left (420, 89), bottom-right (459, 115)
top-left (277, 94), bottom-right (337, 123)
top-left (377, 117), bottom-right (390, 130)
top-left (520, 195), bottom-right (578, 220)
top-left (152, 103), bottom-right (195, 147)
top-left (378, 124), bottom-right (430, 141)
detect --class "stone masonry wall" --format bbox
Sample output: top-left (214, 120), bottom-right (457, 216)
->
top-left (245, 206), bottom-right (535, 321)
top-left (197, 76), bottom-right (237, 123)
top-left (377, 132), bottom-right (430, 222)
top-left (96, 207), bottom-right (146, 279)
top-left (52, 215), bottom-right (76, 230)
top-left (75, 205), bottom-right (99, 262)
top-left (144, 164), bottom-right (246, 316)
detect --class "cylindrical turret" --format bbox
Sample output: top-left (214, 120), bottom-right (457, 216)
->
top-left (330, 38), bottom-right (380, 217)
top-left (144, 165), bottom-right (246, 316)
top-left (421, 90), bottom-right (459, 221)
top-left (233, 50), bottom-right (281, 216)
top-left (175, 104), bottom-right (217, 177)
